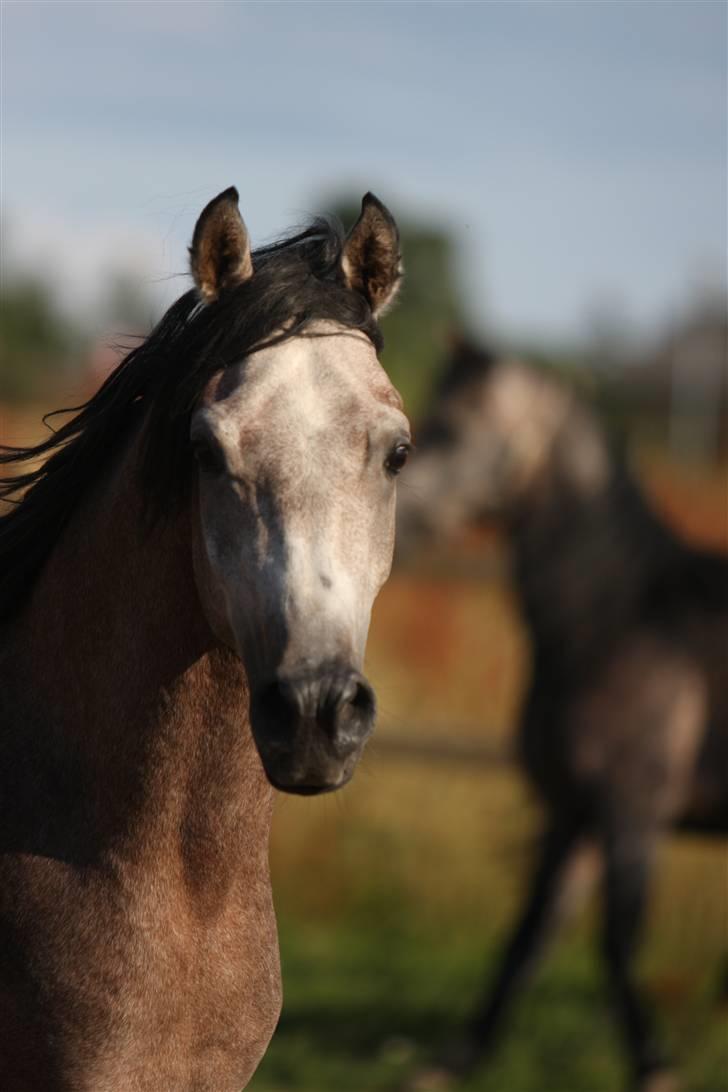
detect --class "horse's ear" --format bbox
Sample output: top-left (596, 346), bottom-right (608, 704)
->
top-left (341, 193), bottom-right (402, 317)
top-left (190, 187), bottom-right (253, 302)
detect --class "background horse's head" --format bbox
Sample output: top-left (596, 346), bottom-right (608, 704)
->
top-left (396, 336), bottom-right (608, 553)
top-left (187, 189), bottom-right (409, 794)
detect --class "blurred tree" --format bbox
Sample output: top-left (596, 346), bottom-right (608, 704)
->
top-left (332, 199), bottom-right (465, 419)
top-left (100, 270), bottom-right (155, 336)
top-left (0, 275), bottom-right (82, 404)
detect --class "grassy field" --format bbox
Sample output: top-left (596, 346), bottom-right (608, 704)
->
top-left (253, 761), bottom-right (728, 1092)
top-left (250, 916), bottom-right (727, 1092)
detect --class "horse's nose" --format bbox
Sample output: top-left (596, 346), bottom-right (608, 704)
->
top-left (266, 668), bottom-right (376, 756)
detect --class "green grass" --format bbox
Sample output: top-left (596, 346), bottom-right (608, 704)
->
top-left (250, 911), bottom-right (727, 1092)
top-left (253, 757), bottom-right (728, 1092)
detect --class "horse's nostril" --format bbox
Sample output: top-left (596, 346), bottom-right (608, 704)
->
top-left (276, 677), bottom-right (305, 716)
top-left (331, 672), bottom-right (375, 717)
top-left (338, 675), bottom-right (359, 706)
top-left (345, 677), bottom-right (376, 719)
top-left (327, 676), bottom-right (375, 758)
top-left (258, 670), bottom-right (376, 738)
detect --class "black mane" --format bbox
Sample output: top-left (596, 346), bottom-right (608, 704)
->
top-left (0, 221), bottom-right (383, 619)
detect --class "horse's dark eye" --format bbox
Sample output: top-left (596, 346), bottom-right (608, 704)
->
top-left (385, 443), bottom-right (410, 476)
top-left (192, 438), bottom-right (225, 476)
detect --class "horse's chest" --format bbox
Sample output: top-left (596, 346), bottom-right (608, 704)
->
top-left (0, 859), bottom-right (282, 1092)
top-left (107, 903), bottom-right (282, 1089)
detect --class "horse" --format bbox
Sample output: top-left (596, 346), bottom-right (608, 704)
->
top-left (396, 338), bottom-right (728, 1092)
top-left (0, 187), bottom-right (411, 1092)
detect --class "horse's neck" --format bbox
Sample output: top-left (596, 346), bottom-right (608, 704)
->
top-left (508, 413), bottom-right (670, 674)
top-left (5, 433), bottom-right (273, 883)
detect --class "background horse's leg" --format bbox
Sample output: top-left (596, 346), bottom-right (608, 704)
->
top-left (405, 814), bottom-right (595, 1092)
top-left (601, 818), bottom-right (675, 1092)
top-left (409, 813), bottom-right (588, 1089)
top-left (463, 816), bottom-right (588, 1058)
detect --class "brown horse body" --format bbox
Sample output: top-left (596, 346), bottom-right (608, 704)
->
top-left (398, 341), bottom-right (728, 1091)
top-left (0, 189), bottom-right (408, 1091)
top-left (0, 431), bottom-right (280, 1090)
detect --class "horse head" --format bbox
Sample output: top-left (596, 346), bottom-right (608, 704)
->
top-left (188, 189), bottom-right (410, 795)
top-left (396, 336), bottom-right (607, 554)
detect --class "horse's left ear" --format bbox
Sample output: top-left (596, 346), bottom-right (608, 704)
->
top-left (190, 187), bottom-right (254, 302)
top-left (341, 193), bottom-right (402, 317)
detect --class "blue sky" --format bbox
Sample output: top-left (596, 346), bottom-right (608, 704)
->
top-left (1, 0), bottom-right (726, 342)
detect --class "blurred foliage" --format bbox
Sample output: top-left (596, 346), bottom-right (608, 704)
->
top-left (0, 264), bottom-right (153, 408)
top-left (100, 270), bottom-right (156, 336)
top-left (333, 200), bottom-right (465, 419)
top-left (0, 275), bottom-right (83, 403)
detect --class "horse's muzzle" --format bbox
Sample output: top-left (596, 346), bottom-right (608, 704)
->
top-left (250, 666), bottom-right (376, 794)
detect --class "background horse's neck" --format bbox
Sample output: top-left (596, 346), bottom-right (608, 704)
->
top-left (508, 408), bottom-right (676, 680)
top-left (3, 423), bottom-right (272, 896)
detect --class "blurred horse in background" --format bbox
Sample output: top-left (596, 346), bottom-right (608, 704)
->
top-left (0, 188), bottom-right (409, 1091)
top-left (398, 338), bottom-right (728, 1092)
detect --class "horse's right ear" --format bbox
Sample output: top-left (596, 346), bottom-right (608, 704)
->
top-left (341, 193), bottom-right (402, 317)
top-left (190, 187), bottom-right (254, 302)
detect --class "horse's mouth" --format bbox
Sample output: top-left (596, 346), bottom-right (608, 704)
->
top-left (249, 665), bottom-right (376, 796)
top-left (257, 739), bottom-right (363, 796)
top-left (264, 768), bottom-right (354, 796)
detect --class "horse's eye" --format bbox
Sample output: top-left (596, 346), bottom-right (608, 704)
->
top-left (192, 438), bottom-right (225, 476)
top-left (385, 443), bottom-right (411, 476)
